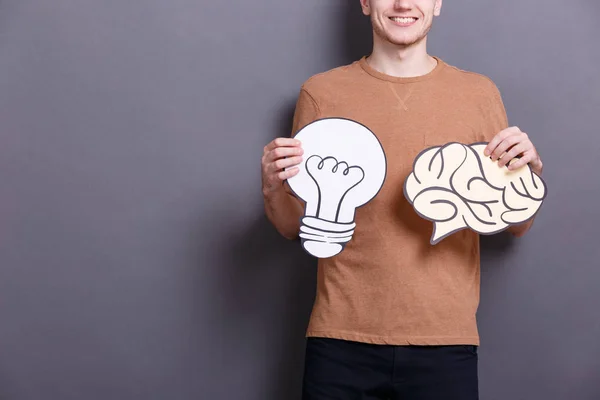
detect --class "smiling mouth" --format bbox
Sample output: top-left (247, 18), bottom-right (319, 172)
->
top-left (389, 17), bottom-right (418, 24)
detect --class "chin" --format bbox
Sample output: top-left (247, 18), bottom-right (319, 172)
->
top-left (389, 35), bottom-right (422, 46)
top-left (381, 32), bottom-right (424, 47)
top-left (374, 25), bottom-right (429, 47)
top-left (376, 19), bottom-right (433, 47)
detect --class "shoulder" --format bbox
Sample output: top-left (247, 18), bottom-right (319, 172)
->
top-left (299, 60), bottom-right (362, 98)
top-left (440, 60), bottom-right (503, 99)
top-left (439, 60), bottom-right (508, 134)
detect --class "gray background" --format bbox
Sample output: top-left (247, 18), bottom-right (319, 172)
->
top-left (0, 0), bottom-right (598, 399)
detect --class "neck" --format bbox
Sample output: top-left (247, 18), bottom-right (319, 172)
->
top-left (366, 36), bottom-right (437, 78)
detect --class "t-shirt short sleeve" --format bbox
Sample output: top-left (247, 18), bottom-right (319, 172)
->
top-left (480, 79), bottom-right (510, 142)
top-left (290, 87), bottom-right (320, 138)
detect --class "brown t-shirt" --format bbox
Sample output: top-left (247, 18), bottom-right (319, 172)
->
top-left (287, 56), bottom-right (509, 346)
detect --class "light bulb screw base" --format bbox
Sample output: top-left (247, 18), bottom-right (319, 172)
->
top-left (298, 216), bottom-right (356, 258)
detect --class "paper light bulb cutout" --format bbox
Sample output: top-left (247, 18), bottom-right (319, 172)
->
top-left (287, 118), bottom-right (387, 258)
top-left (404, 142), bottom-right (547, 244)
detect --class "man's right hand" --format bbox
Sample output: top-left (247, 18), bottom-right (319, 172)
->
top-left (261, 138), bottom-right (304, 195)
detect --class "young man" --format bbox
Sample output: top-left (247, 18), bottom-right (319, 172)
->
top-left (261, 1), bottom-right (543, 399)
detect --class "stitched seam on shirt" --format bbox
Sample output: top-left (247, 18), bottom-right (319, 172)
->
top-left (307, 330), bottom-right (479, 340)
top-left (387, 82), bottom-right (413, 111)
top-left (301, 87), bottom-right (322, 118)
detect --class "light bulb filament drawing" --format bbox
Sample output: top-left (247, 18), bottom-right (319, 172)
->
top-left (305, 155), bottom-right (365, 222)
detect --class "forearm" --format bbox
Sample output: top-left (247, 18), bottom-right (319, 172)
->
top-left (263, 188), bottom-right (304, 240)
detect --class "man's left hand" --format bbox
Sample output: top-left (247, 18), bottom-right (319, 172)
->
top-left (484, 126), bottom-right (543, 176)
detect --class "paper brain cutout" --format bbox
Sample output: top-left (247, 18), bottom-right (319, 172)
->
top-left (287, 118), bottom-right (387, 258)
top-left (404, 142), bottom-right (547, 244)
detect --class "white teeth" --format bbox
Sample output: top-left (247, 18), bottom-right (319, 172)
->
top-left (391, 17), bottom-right (416, 23)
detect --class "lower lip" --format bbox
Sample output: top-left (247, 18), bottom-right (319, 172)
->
top-left (389, 18), bottom-right (418, 27)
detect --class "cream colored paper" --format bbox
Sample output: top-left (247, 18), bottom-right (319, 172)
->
top-left (404, 142), bottom-right (547, 244)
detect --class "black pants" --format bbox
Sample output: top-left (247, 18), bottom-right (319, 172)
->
top-left (302, 337), bottom-right (478, 400)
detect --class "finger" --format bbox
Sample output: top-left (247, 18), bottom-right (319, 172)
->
top-left (485, 130), bottom-right (512, 156)
top-left (265, 138), bottom-right (301, 152)
top-left (268, 156), bottom-right (303, 173)
top-left (484, 126), bottom-right (521, 156)
top-left (498, 142), bottom-right (528, 167)
top-left (507, 153), bottom-right (534, 171)
top-left (278, 167), bottom-right (299, 180)
top-left (491, 135), bottom-right (522, 161)
top-left (265, 146), bottom-right (304, 163)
